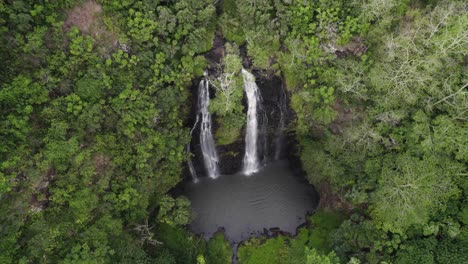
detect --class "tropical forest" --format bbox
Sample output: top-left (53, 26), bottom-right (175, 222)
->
top-left (0, 0), bottom-right (466, 263)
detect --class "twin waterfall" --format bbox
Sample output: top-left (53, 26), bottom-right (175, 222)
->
top-left (188, 69), bottom-right (285, 181)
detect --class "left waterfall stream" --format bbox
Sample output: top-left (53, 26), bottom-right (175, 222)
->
top-left (187, 74), bottom-right (220, 181)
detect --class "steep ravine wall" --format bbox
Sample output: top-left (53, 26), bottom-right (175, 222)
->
top-left (185, 72), bottom-right (296, 177)
top-left (184, 34), bottom-right (304, 179)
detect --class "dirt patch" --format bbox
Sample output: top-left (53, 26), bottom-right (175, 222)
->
top-left (94, 153), bottom-right (111, 176)
top-left (317, 182), bottom-right (353, 212)
top-left (330, 99), bottom-right (359, 135)
top-left (64, 0), bottom-right (119, 53)
top-left (335, 37), bottom-right (368, 58)
top-left (64, 1), bottom-right (102, 35)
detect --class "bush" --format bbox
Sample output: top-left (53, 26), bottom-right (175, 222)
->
top-left (155, 224), bottom-right (206, 264)
top-left (206, 233), bottom-right (232, 264)
top-left (238, 237), bottom-right (288, 264)
top-left (308, 210), bottom-right (347, 253)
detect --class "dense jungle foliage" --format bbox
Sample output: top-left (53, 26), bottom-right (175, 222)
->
top-left (0, 0), bottom-right (466, 263)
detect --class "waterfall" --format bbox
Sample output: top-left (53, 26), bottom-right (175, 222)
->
top-left (187, 76), bottom-right (220, 180)
top-left (274, 85), bottom-right (287, 160)
top-left (198, 78), bottom-right (220, 179)
top-left (242, 69), bottom-right (263, 175)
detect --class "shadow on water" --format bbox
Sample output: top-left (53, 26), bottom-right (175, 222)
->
top-left (182, 160), bottom-right (319, 244)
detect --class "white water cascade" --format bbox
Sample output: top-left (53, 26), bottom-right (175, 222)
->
top-left (198, 78), bottom-right (220, 179)
top-left (242, 69), bottom-right (263, 175)
top-left (187, 76), bottom-right (220, 180)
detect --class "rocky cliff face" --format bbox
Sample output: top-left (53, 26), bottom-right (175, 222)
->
top-left (184, 34), bottom-right (298, 178)
top-left (185, 72), bottom-right (296, 177)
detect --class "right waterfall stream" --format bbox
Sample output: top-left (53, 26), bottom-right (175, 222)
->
top-left (241, 69), bottom-right (263, 175)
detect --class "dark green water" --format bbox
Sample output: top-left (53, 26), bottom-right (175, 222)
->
top-left (183, 160), bottom-right (319, 243)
